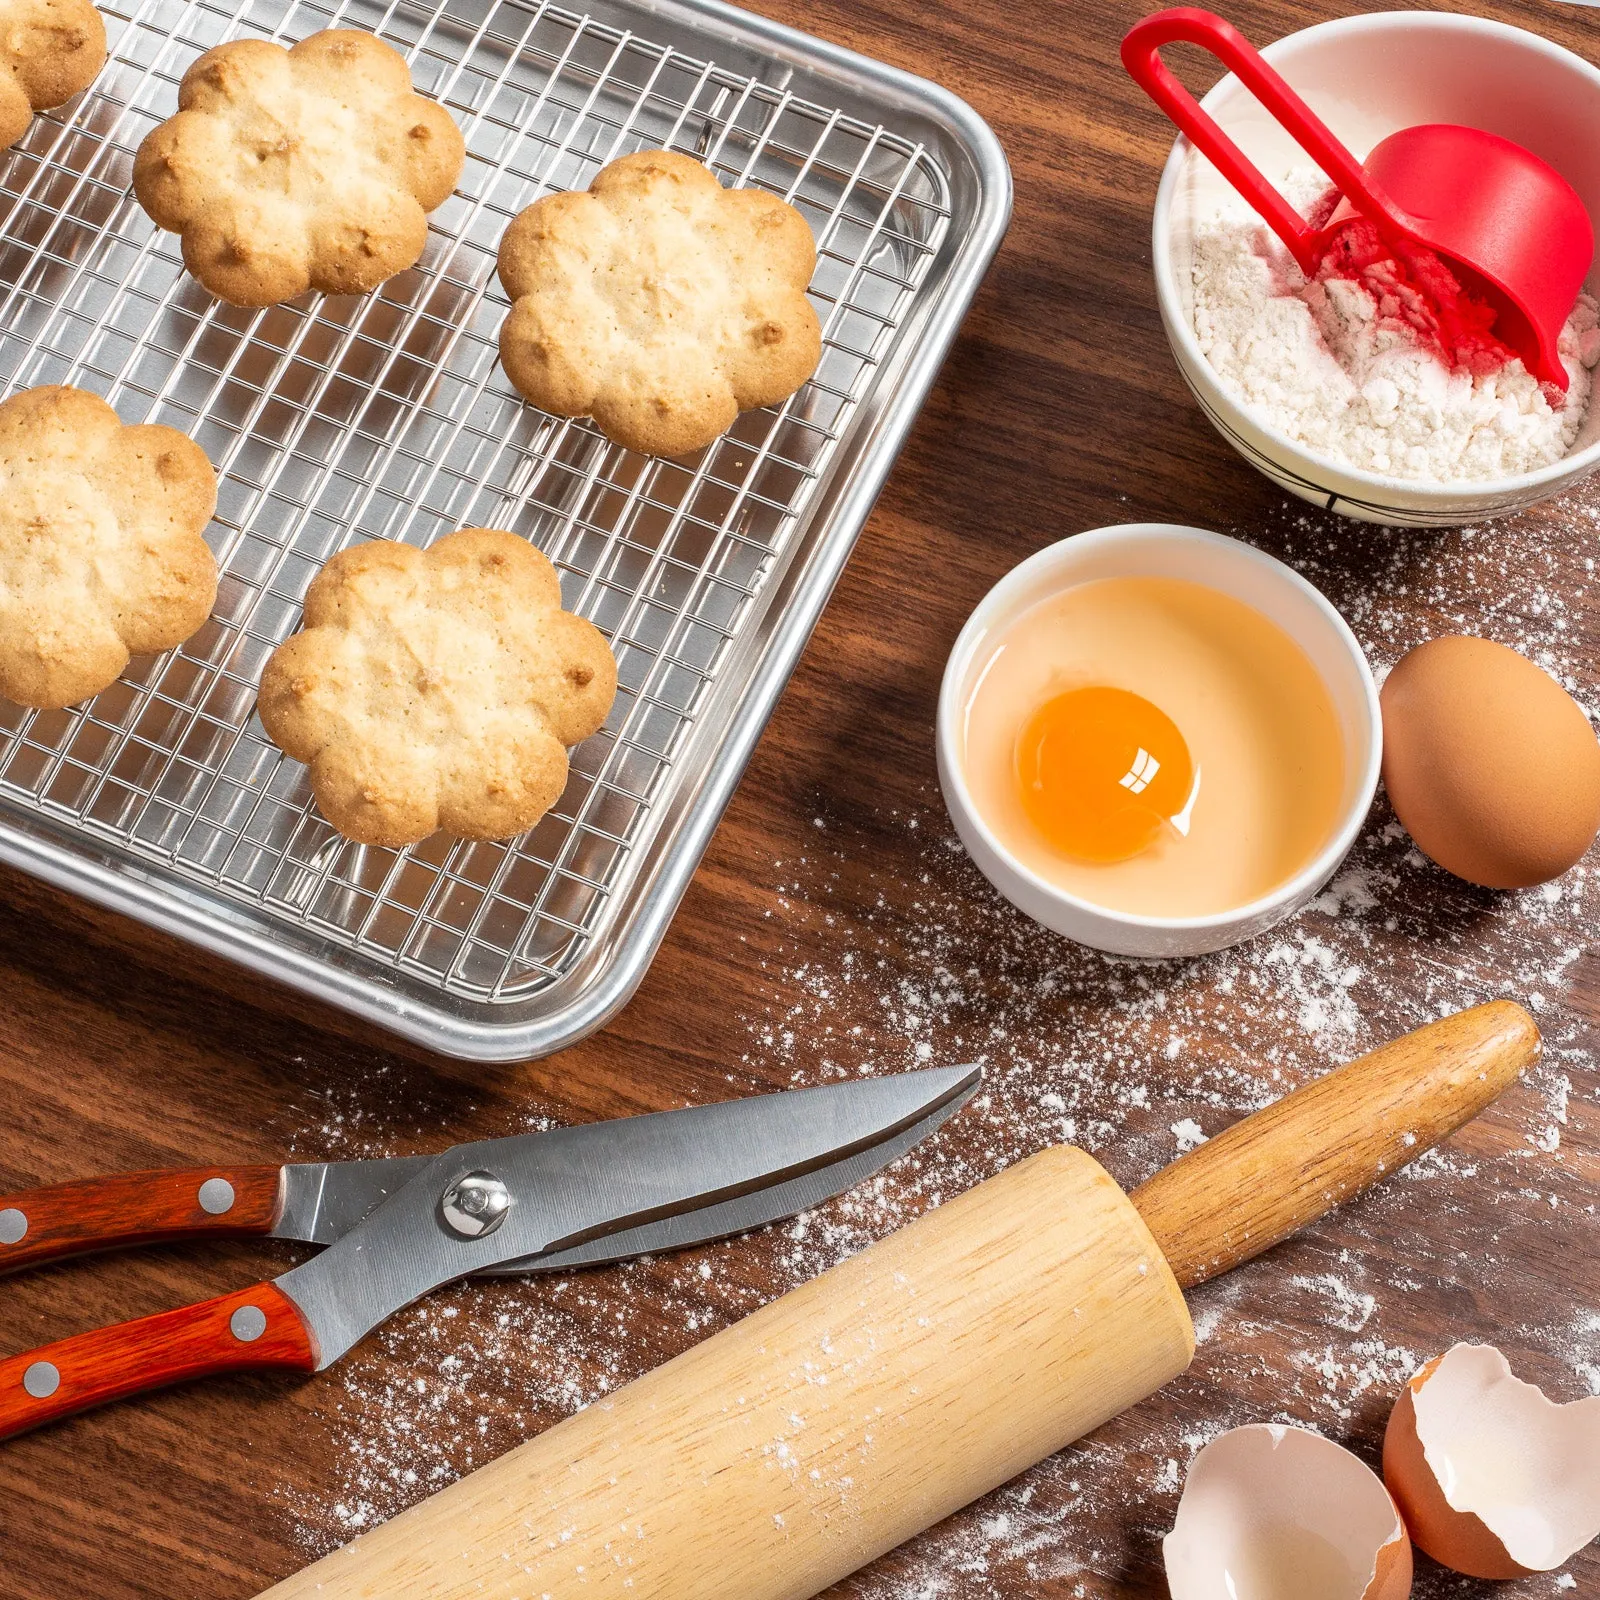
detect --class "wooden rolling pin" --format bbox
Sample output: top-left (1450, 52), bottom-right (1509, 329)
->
top-left (261, 1000), bottom-right (1537, 1600)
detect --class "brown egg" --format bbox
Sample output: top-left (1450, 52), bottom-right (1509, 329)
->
top-left (1380, 635), bottom-right (1600, 889)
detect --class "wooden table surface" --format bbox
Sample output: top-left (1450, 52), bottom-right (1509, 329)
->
top-left (4, 0), bottom-right (1599, 1595)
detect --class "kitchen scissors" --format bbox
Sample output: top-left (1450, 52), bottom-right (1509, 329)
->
top-left (0, 1063), bottom-right (979, 1441)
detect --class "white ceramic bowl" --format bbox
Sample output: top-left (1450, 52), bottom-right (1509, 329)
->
top-left (1153, 11), bottom-right (1600, 527)
top-left (936, 524), bottom-right (1381, 957)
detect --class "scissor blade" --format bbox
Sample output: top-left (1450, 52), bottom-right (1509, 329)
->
top-left (273, 1156), bottom-right (434, 1246)
top-left (271, 1083), bottom-right (978, 1274)
top-left (487, 1070), bottom-right (981, 1275)
top-left (275, 1065), bottom-right (979, 1369)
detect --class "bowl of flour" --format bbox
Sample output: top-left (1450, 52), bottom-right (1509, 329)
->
top-left (1151, 12), bottom-right (1600, 527)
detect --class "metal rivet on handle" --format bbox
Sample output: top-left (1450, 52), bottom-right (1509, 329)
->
top-left (198, 1178), bottom-right (236, 1216)
top-left (22, 1361), bottom-right (58, 1399)
top-left (230, 1304), bottom-right (267, 1344)
top-left (0, 1208), bottom-right (25, 1245)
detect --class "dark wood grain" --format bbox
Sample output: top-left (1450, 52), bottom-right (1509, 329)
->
top-left (0, 1168), bottom-right (282, 1276)
top-left (0, 0), bottom-right (1597, 1597)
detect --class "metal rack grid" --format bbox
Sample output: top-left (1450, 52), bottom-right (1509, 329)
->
top-left (0, 0), bottom-right (961, 1025)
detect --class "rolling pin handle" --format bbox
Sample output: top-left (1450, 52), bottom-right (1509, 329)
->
top-left (1131, 1000), bottom-right (1539, 1290)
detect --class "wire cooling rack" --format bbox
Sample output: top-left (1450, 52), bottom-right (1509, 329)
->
top-left (0, 0), bottom-right (1008, 1059)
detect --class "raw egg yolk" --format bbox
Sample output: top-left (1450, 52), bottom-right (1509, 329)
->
top-left (1015, 686), bottom-right (1196, 864)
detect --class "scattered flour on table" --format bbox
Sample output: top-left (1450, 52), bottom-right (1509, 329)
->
top-left (1192, 168), bottom-right (1600, 482)
top-left (277, 504), bottom-right (1599, 1600)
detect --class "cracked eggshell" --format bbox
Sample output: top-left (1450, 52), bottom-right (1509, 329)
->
top-left (1165, 1423), bottom-right (1412, 1600)
top-left (1383, 1342), bottom-right (1600, 1579)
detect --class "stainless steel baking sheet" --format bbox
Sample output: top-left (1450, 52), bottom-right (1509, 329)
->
top-left (0, 0), bottom-right (1009, 1059)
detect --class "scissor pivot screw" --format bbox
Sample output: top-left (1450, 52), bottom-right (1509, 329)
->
top-left (440, 1171), bottom-right (511, 1238)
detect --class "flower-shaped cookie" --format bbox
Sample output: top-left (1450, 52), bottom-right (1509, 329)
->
top-left (132, 29), bottom-right (465, 307)
top-left (258, 529), bottom-right (618, 848)
top-left (497, 149), bottom-right (822, 457)
top-left (0, 0), bottom-right (106, 151)
top-left (0, 385), bottom-right (218, 709)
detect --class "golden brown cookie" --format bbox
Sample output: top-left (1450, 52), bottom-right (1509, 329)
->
top-left (496, 149), bottom-right (822, 457)
top-left (0, 385), bottom-right (218, 709)
top-left (258, 529), bottom-right (617, 848)
top-left (133, 29), bottom-right (465, 307)
top-left (0, 0), bottom-right (106, 151)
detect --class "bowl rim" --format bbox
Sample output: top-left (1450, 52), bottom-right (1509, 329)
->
top-left (1151, 8), bottom-right (1600, 502)
top-left (936, 522), bottom-right (1383, 934)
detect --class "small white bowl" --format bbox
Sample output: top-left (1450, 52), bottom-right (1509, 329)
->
top-left (935, 524), bottom-right (1381, 958)
top-left (1153, 11), bottom-right (1600, 527)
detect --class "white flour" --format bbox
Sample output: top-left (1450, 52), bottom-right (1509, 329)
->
top-left (1191, 169), bottom-right (1600, 482)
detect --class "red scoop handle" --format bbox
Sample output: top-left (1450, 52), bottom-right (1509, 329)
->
top-left (1121, 7), bottom-right (1410, 272)
top-left (0, 1166), bottom-right (283, 1276)
top-left (0, 1282), bottom-right (316, 1442)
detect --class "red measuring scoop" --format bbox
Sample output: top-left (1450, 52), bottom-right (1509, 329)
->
top-left (1121, 7), bottom-right (1594, 391)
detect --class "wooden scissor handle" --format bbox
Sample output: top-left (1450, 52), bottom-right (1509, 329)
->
top-left (0, 1166), bottom-right (283, 1276)
top-left (0, 1282), bottom-right (316, 1442)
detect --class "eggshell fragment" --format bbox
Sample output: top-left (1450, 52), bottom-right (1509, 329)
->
top-left (1383, 1342), bottom-right (1600, 1578)
top-left (1165, 1423), bottom-right (1412, 1600)
top-left (1380, 635), bottom-right (1600, 889)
